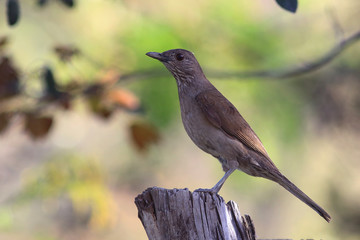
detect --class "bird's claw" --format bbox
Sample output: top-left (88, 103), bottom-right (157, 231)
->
top-left (194, 188), bottom-right (217, 194)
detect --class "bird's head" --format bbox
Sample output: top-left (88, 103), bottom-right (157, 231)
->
top-left (146, 49), bottom-right (205, 85)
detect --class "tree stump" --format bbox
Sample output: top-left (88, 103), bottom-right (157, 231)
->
top-left (135, 187), bottom-right (256, 240)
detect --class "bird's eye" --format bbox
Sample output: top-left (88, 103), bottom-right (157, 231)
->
top-left (175, 53), bottom-right (184, 61)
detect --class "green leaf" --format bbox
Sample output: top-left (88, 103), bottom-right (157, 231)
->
top-left (275, 0), bottom-right (298, 13)
top-left (6, 0), bottom-right (20, 26)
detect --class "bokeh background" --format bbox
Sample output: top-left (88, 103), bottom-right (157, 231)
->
top-left (1, 0), bottom-right (360, 239)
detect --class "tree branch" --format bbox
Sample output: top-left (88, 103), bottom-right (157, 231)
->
top-left (119, 29), bottom-right (360, 82)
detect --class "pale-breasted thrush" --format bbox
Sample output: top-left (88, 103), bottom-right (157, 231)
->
top-left (146, 49), bottom-right (331, 222)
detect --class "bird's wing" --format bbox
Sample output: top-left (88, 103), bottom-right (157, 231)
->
top-left (195, 89), bottom-right (269, 159)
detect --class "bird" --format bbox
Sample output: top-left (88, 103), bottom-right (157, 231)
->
top-left (146, 49), bottom-right (331, 222)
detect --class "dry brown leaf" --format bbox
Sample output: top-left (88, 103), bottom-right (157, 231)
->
top-left (99, 69), bottom-right (120, 84)
top-left (0, 36), bottom-right (9, 49)
top-left (54, 45), bottom-right (80, 62)
top-left (0, 112), bottom-right (12, 134)
top-left (95, 107), bottom-right (113, 119)
top-left (58, 93), bottom-right (72, 110)
top-left (107, 88), bottom-right (140, 111)
top-left (61, 80), bottom-right (81, 92)
top-left (0, 57), bottom-right (19, 100)
top-left (87, 97), bottom-right (114, 120)
top-left (24, 113), bottom-right (54, 139)
top-left (129, 122), bottom-right (160, 152)
top-left (83, 83), bottom-right (105, 97)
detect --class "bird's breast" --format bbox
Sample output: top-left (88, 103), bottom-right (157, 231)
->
top-left (179, 95), bottom-right (228, 157)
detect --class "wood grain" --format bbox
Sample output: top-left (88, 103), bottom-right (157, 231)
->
top-left (135, 187), bottom-right (256, 240)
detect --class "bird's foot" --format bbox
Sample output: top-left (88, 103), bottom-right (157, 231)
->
top-left (194, 188), bottom-right (218, 194)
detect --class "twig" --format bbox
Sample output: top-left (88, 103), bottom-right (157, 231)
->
top-left (210, 30), bottom-right (360, 79)
top-left (118, 29), bottom-right (360, 82)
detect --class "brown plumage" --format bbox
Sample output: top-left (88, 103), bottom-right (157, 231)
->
top-left (146, 49), bottom-right (331, 222)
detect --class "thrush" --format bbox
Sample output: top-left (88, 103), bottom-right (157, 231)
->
top-left (146, 49), bottom-right (331, 222)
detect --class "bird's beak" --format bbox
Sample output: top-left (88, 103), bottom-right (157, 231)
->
top-left (146, 52), bottom-right (168, 62)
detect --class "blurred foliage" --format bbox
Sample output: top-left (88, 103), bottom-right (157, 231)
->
top-left (0, 43), bottom-right (159, 148)
top-left (0, 208), bottom-right (13, 231)
top-left (17, 155), bottom-right (116, 230)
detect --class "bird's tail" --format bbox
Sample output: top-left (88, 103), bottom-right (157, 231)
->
top-left (270, 171), bottom-right (331, 222)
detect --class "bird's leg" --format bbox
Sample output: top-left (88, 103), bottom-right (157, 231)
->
top-left (210, 168), bottom-right (235, 193)
top-left (195, 168), bottom-right (235, 193)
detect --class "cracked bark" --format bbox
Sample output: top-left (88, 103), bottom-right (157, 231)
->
top-left (135, 187), bottom-right (256, 240)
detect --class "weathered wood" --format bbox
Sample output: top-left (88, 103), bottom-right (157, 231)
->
top-left (135, 187), bottom-right (256, 240)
